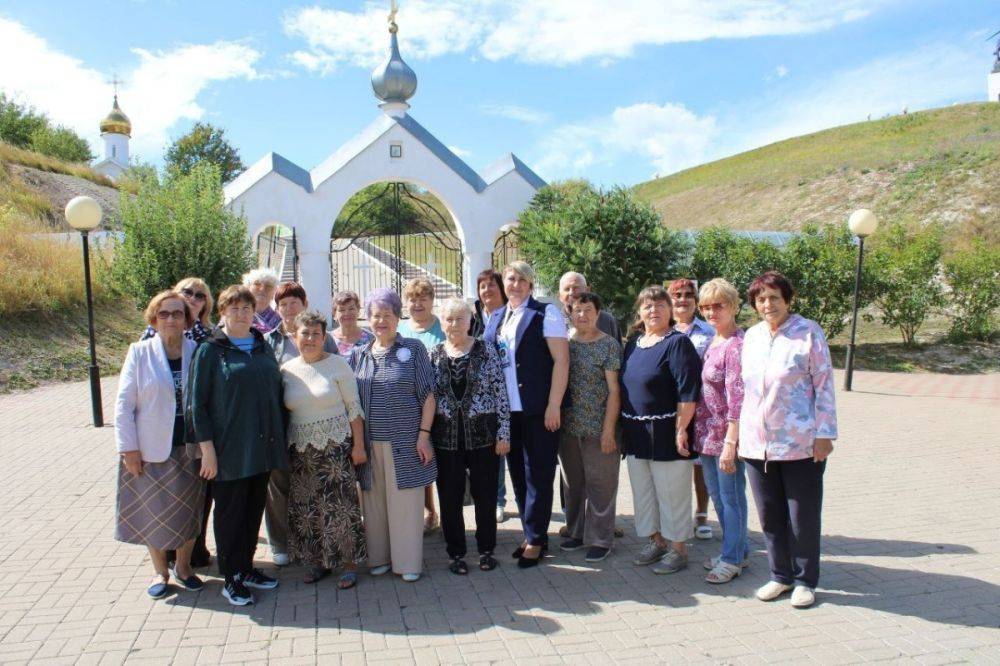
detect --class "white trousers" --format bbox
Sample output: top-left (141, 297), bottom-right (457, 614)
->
top-left (626, 456), bottom-right (694, 542)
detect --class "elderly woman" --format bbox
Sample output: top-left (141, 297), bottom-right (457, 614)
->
top-left (115, 290), bottom-right (211, 599)
top-left (621, 285), bottom-right (701, 575)
top-left (140, 277), bottom-right (214, 344)
top-left (281, 310), bottom-right (367, 588)
top-left (243, 267), bottom-right (282, 333)
top-left (263, 282), bottom-right (337, 567)
top-left (668, 277), bottom-right (716, 541)
top-left (429, 298), bottom-right (510, 574)
top-left (693, 279), bottom-right (748, 584)
top-left (188, 285), bottom-right (287, 606)
top-left (740, 272), bottom-right (837, 609)
top-left (397, 277), bottom-right (446, 533)
top-left (331, 290), bottom-right (374, 356)
top-left (467, 268), bottom-right (510, 524)
top-left (559, 292), bottom-right (622, 562)
top-left (484, 261), bottom-right (569, 568)
top-left (349, 288), bottom-right (437, 582)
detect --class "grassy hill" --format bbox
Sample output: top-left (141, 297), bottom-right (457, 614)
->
top-left (634, 103), bottom-right (1000, 246)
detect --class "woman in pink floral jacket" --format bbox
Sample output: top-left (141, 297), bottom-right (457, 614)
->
top-left (739, 271), bottom-right (837, 609)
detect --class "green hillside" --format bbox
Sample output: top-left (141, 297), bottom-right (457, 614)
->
top-left (634, 103), bottom-right (1000, 246)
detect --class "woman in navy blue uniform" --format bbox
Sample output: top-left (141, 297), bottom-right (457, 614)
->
top-left (484, 261), bottom-right (569, 568)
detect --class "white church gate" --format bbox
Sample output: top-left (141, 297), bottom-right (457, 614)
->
top-left (330, 182), bottom-right (463, 302)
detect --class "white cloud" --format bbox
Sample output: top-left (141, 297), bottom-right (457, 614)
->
top-left (534, 102), bottom-right (717, 179)
top-left (775, 64), bottom-right (789, 78)
top-left (284, 0), bottom-right (883, 71)
top-left (447, 144), bottom-right (472, 158)
top-left (0, 17), bottom-right (261, 160)
top-left (480, 104), bottom-right (550, 124)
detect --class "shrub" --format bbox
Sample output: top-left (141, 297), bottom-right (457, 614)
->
top-left (30, 125), bottom-right (94, 163)
top-left (0, 94), bottom-right (47, 149)
top-left (517, 182), bottom-right (689, 320)
top-left (689, 227), bottom-right (783, 299)
top-left (1, 94), bottom-right (93, 163)
top-left (110, 162), bottom-right (254, 306)
top-left (943, 240), bottom-right (999, 341)
top-left (870, 223), bottom-right (945, 344)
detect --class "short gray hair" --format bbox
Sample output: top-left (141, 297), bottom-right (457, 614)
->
top-left (559, 271), bottom-right (587, 288)
top-left (293, 309), bottom-right (327, 334)
top-left (440, 297), bottom-right (472, 321)
top-left (242, 267), bottom-right (279, 288)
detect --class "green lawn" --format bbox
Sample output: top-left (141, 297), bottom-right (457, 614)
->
top-left (368, 233), bottom-right (464, 288)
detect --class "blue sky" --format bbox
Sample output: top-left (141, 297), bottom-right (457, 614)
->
top-left (1, 1), bottom-right (997, 187)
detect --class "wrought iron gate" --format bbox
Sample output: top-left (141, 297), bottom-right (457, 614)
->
top-left (491, 225), bottom-right (520, 269)
top-left (330, 182), bottom-right (464, 303)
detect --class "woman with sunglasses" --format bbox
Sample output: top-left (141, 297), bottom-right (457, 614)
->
top-left (140, 277), bottom-right (214, 344)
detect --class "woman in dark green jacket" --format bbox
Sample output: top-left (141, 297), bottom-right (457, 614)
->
top-left (187, 285), bottom-right (287, 607)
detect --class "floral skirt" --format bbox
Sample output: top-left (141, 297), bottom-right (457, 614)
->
top-left (288, 439), bottom-right (366, 569)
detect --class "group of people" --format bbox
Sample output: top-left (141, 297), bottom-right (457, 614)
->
top-left (114, 261), bottom-right (837, 610)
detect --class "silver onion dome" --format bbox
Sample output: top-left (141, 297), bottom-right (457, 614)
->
top-left (371, 22), bottom-right (417, 105)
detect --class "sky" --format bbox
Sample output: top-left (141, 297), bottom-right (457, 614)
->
top-left (1, 1), bottom-right (997, 188)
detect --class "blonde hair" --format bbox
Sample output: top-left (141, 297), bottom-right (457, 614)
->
top-left (173, 276), bottom-right (213, 327)
top-left (403, 277), bottom-right (435, 301)
top-left (503, 260), bottom-right (536, 287)
top-left (439, 297), bottom-right (472, 321)
top-left (241, 267), bottom-right (279, 289)
top-left (144, 290), bottom-right (194, 329)
top-left (698, 278), bottom-right (741, 311)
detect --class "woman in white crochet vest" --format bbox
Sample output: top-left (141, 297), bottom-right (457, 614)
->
top-left (280, 310), bottom-right (367, 589)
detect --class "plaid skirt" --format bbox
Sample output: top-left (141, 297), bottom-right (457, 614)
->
top-left (115, 446), bottom-right (206, 550)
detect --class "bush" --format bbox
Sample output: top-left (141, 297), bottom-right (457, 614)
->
top-left (689, 227), bottom-right (783, 299)
top-left (30, 126), bottom-right (94, 163)
top-left (0, 94), bottom-right (47, 148)
top-left (779, 223), bottom-right (876, 339)
top-left (110, 162), bottom-right (254, 307)
top-left (165, 122), bottom-right (245, 184)
top-left (517, 182), bottom-right (689, 320)
top-left (943, 240), bottom-right (999, 341)
top-left (870, 223), bottom-right (945, 344)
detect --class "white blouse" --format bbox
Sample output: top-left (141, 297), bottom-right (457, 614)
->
top-left (281, 354), bottom-right (364, 452)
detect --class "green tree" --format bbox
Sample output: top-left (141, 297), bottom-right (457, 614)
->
top-left (110, 162), bottom-right (254, 306)
top-left (689, 227), bottom-right (783, 299)
top-left (334, 182), bottom-right (424, 236)
top-left (29, 125), bottom-right (94, 162)
top-left (0, 93), bottom-right (46, 148)
top-left (779, 223), bottom-right (876, 339)
top-left (870, 223), bottom-right (945, 344)
top-left (517, 182), bottom-right (689, 321)
top-left (165, 122), bottom-right (245, 183)
top-left (943, 240), bottom-right (999, 341)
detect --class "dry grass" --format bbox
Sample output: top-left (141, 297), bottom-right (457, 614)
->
top-left (0, 203), bottom-right (109, 313)
top-left (0, 141), bottom-right (115, 188)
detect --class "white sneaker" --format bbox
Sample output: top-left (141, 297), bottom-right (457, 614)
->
top-left (401, 573), bottom-right (421, 582)
top-left (791, 586), bottom-right (816, 608)
top-left (756, 581), bottom-right (792, 601)
top-left (370, 564), bottom-right (391, 576)
top-left (496, 506), bottom-right (507, 524)
top-left (272, 553), bottom-right (290, 567)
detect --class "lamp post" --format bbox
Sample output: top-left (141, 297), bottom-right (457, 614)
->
top-left (65, 196), bottom-right (104, 427)
top-left (844, 208), bottom-right (878, 392)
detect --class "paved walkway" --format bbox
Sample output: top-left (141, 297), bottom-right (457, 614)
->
top-left (0, 370), bottom-right (998, 665)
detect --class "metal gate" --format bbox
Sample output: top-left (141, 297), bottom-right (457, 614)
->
top-left (491, 225), bottom-right (520, 269)
top-left (256, 226), bottom-right (299, 282)
top-left (330, 182), bottom-right (464, 302)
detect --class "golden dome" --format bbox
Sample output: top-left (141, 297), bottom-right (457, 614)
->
top-left (100, 96), bottom-right (131, 136)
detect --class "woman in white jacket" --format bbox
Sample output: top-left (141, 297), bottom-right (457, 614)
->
top-left (114, 290), bottom-right (216, 599)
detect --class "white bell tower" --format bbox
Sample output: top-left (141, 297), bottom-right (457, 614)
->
top-left (93, 83), bottom-right (132, 181)
top-left (990, 35), bottom-right (1000, 102)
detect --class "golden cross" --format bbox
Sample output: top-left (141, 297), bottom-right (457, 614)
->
top-left (108, 74), bottom-right (123, 98)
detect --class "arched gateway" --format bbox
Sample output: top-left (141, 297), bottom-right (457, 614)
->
top-left (223, 10), bottom-right (544, 319)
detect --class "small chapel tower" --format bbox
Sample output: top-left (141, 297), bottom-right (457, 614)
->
top-left (989, 34), bottom-right (1000, 103)
top-left (93, 93), bottom-right (131, 180)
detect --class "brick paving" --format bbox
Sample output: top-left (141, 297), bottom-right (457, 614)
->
top-left (0, 369), bottom-right (998, 665)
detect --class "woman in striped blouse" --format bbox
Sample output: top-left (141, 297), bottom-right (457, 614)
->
top-left (349, 288), bottom-right (437, 583)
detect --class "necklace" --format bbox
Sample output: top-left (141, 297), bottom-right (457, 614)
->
top-left (637, 331), bottom-right (667, 348)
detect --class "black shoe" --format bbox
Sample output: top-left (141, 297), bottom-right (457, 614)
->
top-left (585, 546), bottom-right (611, 562)
top-left (243, 568), bottom-right (278, 590)
top-left (222, 578), bottom-right (254, 606)
top-left (517, 554), bottom-right (541, 569)
top-left (512, 543), bottom-right (548, 559)
top-left (448, 557), bottom-right (469, 575)
top-left (560, 538), bottom-right (585, 552)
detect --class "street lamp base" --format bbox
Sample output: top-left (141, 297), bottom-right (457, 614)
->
top-left (89, 364), bottom-right (104, 427)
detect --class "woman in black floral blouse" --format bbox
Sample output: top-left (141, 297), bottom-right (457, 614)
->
top-left (429, 298), bottom-right (511, 574)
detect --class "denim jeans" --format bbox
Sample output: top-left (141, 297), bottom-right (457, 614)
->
top-left (497, 455), bottom-right (507, 507)
top-left (700, 454), bottom-right (749, 566)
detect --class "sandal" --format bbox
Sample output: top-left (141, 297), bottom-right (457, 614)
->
top-left (449, 557), bottom-right (469, 575)
top-left (304, 567), bottom-right (331, 584)
top-left (337, 572), bottom-right (358, 589)
top-left (479, 553), bottom-right (497, 571)
top-left (705, 560), bottom-right (741, 584)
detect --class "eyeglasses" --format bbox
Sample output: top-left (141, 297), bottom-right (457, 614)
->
top-left (156, 310), bottom-right (186, 320)
top-left (181, 288), bottom-right (207, 301)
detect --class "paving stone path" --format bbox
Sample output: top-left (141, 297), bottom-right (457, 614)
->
top-left (0, 370), bottom-right (998, 664)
